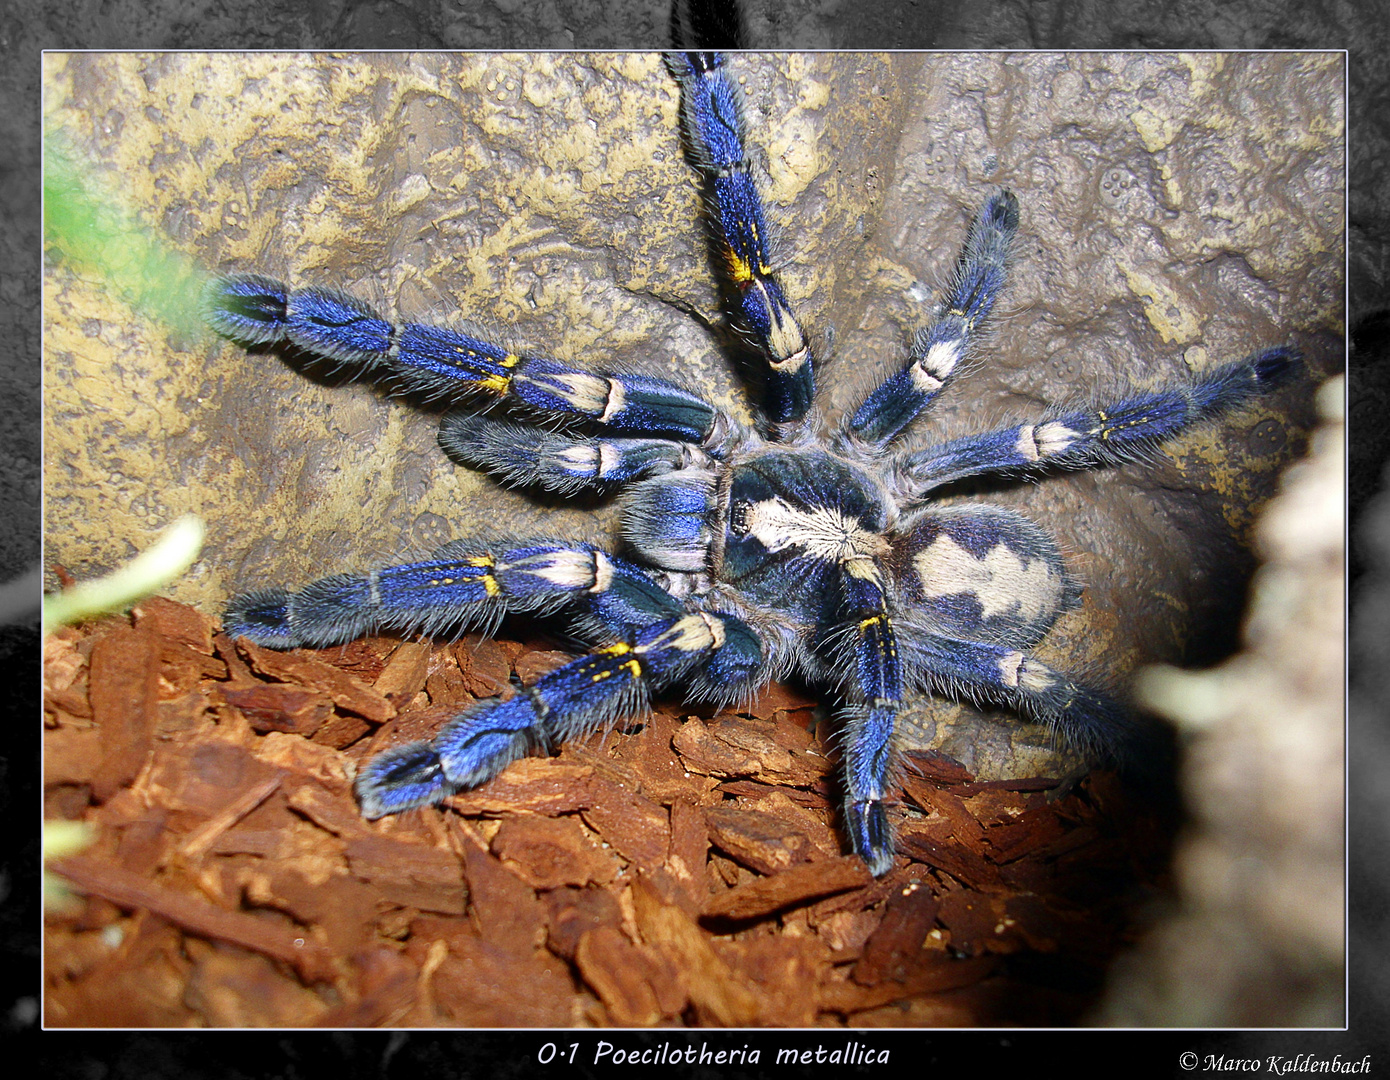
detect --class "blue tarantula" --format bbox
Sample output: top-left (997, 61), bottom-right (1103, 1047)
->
top-left (206, 53), bottom-right (1295, 877)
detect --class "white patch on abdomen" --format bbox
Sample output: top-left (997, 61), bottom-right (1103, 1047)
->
top-left (913, 533), bottom-right (1061, 620)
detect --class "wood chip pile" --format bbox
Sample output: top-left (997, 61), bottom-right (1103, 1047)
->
top-left (44, 598), bottom-right (1169, 1027)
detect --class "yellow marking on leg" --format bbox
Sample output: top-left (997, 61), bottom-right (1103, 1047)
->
top-left (857, 613), bottom-right (897, 655)
top-left (476, 372), bottom-right (512, 395)
top-left (459, 555), bottom-right (500, 597)
top-left (724, 246), bottom-right (753, 284)
top-left (590, 643), bottom-right (643, 684)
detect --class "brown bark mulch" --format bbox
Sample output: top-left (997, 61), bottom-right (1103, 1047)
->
top-left (43, 597), bottom-right (1170, 1027)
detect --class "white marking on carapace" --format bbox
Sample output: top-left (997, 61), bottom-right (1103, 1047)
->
top-left (742, 497), bottom-right (889, 566)
top-left (913, 533), bottom-right (1060, 621)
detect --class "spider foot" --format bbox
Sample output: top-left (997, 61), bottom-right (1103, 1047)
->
top-left (844, 799), bottom-right (896, 878)
top-left (355, 739), bottom-right (453, 819)
top-left (223, 586), bottom-right (299, 647)
top-left (203, 273), bottom-right (293, 345)
top-left (1048, 680), bottom-right (1175, 783)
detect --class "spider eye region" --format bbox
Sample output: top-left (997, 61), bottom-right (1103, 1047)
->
top-left (721, 451), bottom-right (892, 614)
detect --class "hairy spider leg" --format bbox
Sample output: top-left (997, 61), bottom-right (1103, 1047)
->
top-left (824, 562), bottom-right (903, 878)
top-left (356, 604), bottom-right (765, 818)
top-left (205, 273), bottom-right (717, 442)
top-left (668, 52), bottom-right (816, 425)
top-left (898, 346), bottom-right (1300, 494)
top-left (847, 191), bottom-right (1020, 447)
top-left (223, 542), bottom-right (664, 649)
top-left (437, 414), bottom-right (710, 495)
top-left (899, 630), bottom-right (1149, 772)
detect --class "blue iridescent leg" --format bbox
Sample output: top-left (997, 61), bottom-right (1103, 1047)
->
top-left (224, 543), bottom-right (659, 649)
top-left (820, 563), bottom-right (902, 878)
top-left (204, 274), bottom-right (717, 442)
top-left (899, 347), bottom-right (1299, 494)
top-left (900, 631), bottom-right (1149, 771)
top-left (356, 606), bottom-right (765, 818)
top-left (438, 414), bottom-right (712, 494)
top-left (668, 52), bottom-right (815, 425)
top-left (846, 191), bottom-right (1019, 447)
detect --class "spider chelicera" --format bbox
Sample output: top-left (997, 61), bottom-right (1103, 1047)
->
top-left (205, 52), bottom-right (1297, 876)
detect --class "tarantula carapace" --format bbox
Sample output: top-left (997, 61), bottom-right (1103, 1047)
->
top-left (206, 52), bottom-right (1295, 877)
